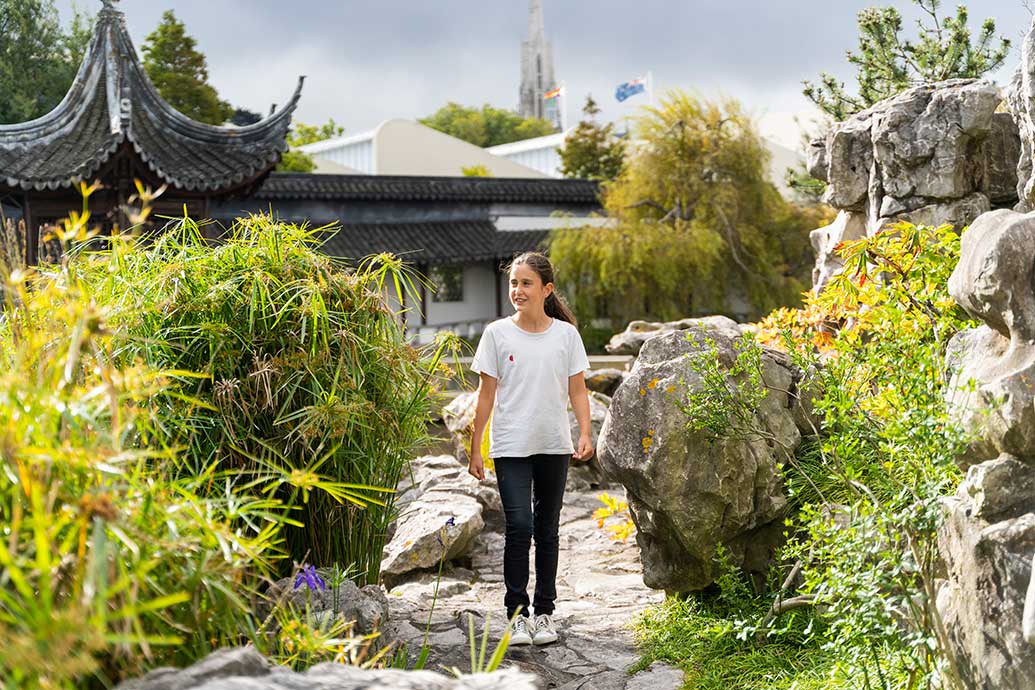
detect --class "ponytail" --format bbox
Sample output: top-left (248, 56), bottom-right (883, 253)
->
top-left (507, 251), bottom-right (578, 326)
top-left (545, 292), bottom-right (577, 326)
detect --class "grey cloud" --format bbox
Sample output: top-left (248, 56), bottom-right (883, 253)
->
top-left (58, 1), bottom-right (1032, 140)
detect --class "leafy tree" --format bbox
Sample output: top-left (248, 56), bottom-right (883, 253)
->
top-left (0, 0), bottom-right (92, 124)
top-left (275, 118), bottom-right (345, 173)
top-left (805, 0), bottom-right (1010, 120)
top-left (276, 151), bottom-right (316, 173)
top-left (461, 164), bottom-right (493, 177)
top-left (549, 91), bottom-right (829, 329)
top-left (286, 118), bottom-right (344, 147)
top-left (142, 10), bottom-right (233, 125)
top-left (420, 103), bottom-right (555, 147)
top-left (558, 96), bottom-right (626, 181)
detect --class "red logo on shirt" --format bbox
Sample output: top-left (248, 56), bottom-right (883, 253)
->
top-left (509, 355), bottom-right (514, 361)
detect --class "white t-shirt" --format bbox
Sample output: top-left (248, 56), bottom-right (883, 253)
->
top-left (471, 317), bottom-right (590, 458)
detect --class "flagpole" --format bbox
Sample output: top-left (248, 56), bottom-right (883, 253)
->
top-left (560, 81), bottom-right (567, 131)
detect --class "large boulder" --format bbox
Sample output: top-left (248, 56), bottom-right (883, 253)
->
top-left (945, 209), bottom-right (1035, 465)
top-left (810, 210), bottom-right (867, 293)
top-left (585, 368), bottom-right (626, 397)
top-left (938, 206), bottom-right (1035, 689)
top-left (1008, 16), bottom-right (1035, 211)
top-left (870, 80), bottom-right (999, 201)
top-left (937, 455), bottom-right (1035, 690)
top-left (807, 79), bottom-right (1017, 283)
top-left (382, 455), bottom-right (490, 581)
top-left (115, 647), bottom-right (537, 690)
top-left (597, 327), bottom-right (809, 594)
top-left (604, 316), bottom-right (744, 356)
top-left (442, 391), bottom-right (478, 464)
top-left (566, 390), bottom-right (612, 490)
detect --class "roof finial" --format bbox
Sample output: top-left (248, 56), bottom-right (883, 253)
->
top-left (101, 0), bottom-right (120, 8)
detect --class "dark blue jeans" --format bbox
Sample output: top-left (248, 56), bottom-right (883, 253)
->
top-left (494, 454), bottom-right (570, 620)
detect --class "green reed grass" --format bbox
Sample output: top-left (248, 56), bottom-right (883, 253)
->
top-left (72, 213), bottom-right (456, 583)
top-left (0, 267), bottom-right (291, 689)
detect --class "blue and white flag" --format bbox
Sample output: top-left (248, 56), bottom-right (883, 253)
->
top-left (615, 76), bottom-right (646, 102)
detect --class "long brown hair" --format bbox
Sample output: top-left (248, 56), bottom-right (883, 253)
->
top-left (506, 252), bottom-right (578, 326)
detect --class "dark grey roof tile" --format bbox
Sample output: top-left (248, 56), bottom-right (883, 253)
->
top-left (319, 221), bottom-right (551, 265)
top-left (258, 173), bottom-right (600, 204)
top-left (0, 4), bottom-right (300, 192)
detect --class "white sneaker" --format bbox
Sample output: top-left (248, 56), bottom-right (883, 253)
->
top-left (532, 614), bottom-right (558, 645)
top-left (510, 615), bottom-right (533, 646)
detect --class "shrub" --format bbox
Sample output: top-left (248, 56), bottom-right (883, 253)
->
top-left (0, 269), bottom-right (287, 688)
top-left (653, 223), bottom-right (975, 689)
top-left (73, 215), bottom-right (453, 583)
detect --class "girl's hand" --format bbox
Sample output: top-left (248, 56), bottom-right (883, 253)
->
top-left (573, 434), bottom-right (594, 462)
top-left (468, 450), bottom-right (485, 481)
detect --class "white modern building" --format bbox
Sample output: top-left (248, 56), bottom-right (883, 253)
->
top-left (486, 130), bottom-right (570, 177)
top-left (297, 119), bottom-right (548, 179)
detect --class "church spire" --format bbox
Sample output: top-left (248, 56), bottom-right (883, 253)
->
top-left (519, 0), bottom-right (560, 129)
top-left (527, 0), bottom-right (545, 42)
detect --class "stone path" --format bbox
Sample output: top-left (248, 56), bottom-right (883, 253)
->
top-left (384, 489), bottom-right (684, 690)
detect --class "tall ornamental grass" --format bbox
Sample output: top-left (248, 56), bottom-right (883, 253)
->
top-left (0, 266), bottom-right (289, 689)
top-left (73, 214), bottom-right (451, 583)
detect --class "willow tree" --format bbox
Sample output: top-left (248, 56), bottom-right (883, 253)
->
top-left (549, 91), bottom-right (828, 335)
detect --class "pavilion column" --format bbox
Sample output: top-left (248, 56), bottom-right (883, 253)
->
top-left (419, 262), bottom-right (428, 326)
top-left (494, 259), bottom-right (503, 317)
top-left (23, 194), bottom-right (37, 266)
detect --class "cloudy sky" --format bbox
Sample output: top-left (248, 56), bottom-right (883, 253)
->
top-left (58, 1), bottom-right (1035, 149)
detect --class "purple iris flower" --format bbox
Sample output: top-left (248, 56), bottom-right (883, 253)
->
top-left (293, 564), bottom-right (327, 592)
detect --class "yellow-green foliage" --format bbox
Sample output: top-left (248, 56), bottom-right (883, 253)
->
top-left (592, 492), bottom-right (635, 542)
top-left (0, 270), bottom-right (284, 688)
top-left (638, 223), bottom-right (976, 689)
top-left (71, 216), bottom-right (455, 584)
top-left (550, 90), bottom-right (833, 328)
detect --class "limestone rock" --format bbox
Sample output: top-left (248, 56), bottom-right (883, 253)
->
top-left (597, 327), bottom-right (806, 593)
top-left (808, 78), bottom-right (1015, 292)
top-left (397, 454), bottom-right (500, 515)
top-left (872, 80), bottom-right (999, 200)
top-left (585, 368), bottom-right (626, 397)
top-left (871, 192), bottom-right (991, 236)
top-left (115, 647), bottom-right (537, 689)
top-left (383, 476), bottom-right (485, 579)
top-left (822, 114), bottom-right (874, 209)
top-left (567, 391), bottom-right (612, 490)
top-left (983, 112), bottom-right (1022, 206)
top-left (1026, 552), bottom-right (1035, 644)
top-left (259, 573), bottom-right (390, 637)
top-left (443, 392), bottom-right (478, 463)
top-left (945, 209), bottom-right (1035, 464)
top-left (604, 316), bottom-right (743, 356)
top-left (809, 210), bottom-right (867, 293)
top-left (115, 647), bottom-right (269, 690)
top-left (1008, 17), bottom-right (1035, 211)
top-left (937, 456), bottom-right (1035, 690)
top-left (937, 202), bottom-right (1035, 689)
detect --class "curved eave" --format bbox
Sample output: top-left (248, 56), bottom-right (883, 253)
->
top-left (2, 135), bottom-right (125, 192)
top-left (0, 5), bottom-right (303, 194)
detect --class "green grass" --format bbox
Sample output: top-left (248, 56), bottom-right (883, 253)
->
top-left (634, 594), bottom-right (866, 690)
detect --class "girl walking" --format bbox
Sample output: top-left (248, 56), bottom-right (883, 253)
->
top-left (468, 252), bottom-right (593, 647)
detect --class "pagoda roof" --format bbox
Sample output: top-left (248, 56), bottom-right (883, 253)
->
top-left (0, 0), bottom-right (303, 192)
